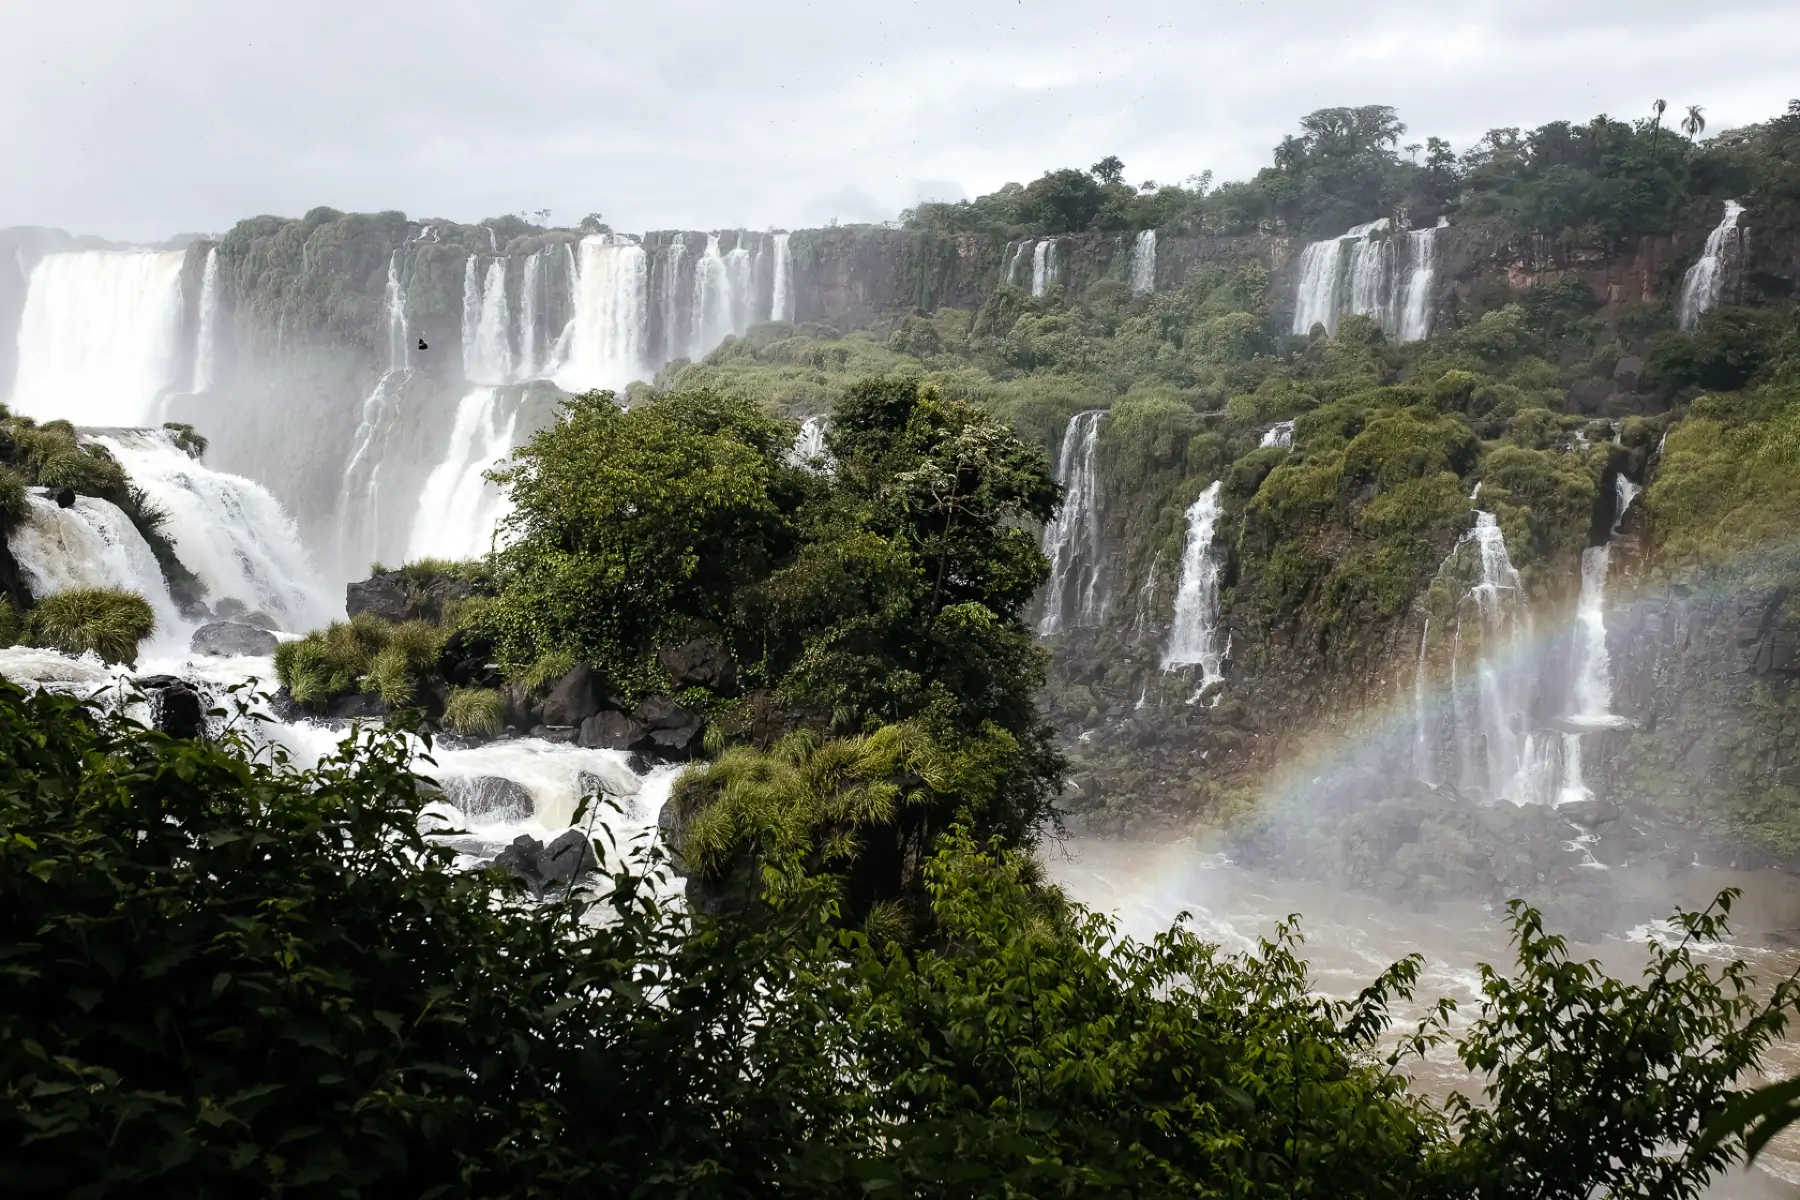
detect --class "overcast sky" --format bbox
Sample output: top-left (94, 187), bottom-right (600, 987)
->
top-left (4, 0), bottom-right (1794, 243)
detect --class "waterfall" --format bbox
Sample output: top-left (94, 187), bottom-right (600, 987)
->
top-left (1030, 240), bottom-right (1055, 298)
top-left (1569, 545), bottom-right (1616, 724)
top-left (462, 257), bottom-right (513, 385)
top-left (384, 249), bottom-right (408, 372)
top-left (10, 492), bottom-right (186, 648)
top-left (1396, 225), bottom-right (1440, 342)
top-left (770, 232), bottom-right (794, 323)
top-left (658, 235), bottom-right (687, 362)
top-left (558, 235), bottom-right (650, 393)
top-left (1613, 475), bottom-right (1641, 531)
top-left (405, 388), bottom-right (519, 562)
top-left (787, 416), bottom-right (831, 471)
top-left (92, 431), bottom-right (333, 631)
top-left (689, 234), bottom-right (730, 359)
top-left (11, 249), bottom-right (188, 425)
top-left (193, 247), bottom-right (220, 391)
top-left (1038, 410), bottom-right (1107, 636)
top-left (1291, 219), bottom-right (1438, 343)
top-left (1260, 420), bottom-right (1295, 449)
top-left (1001, 241), bottom-right (1029, 287)
top-left (517, 251), bottom-right (543, 380)
top-left (724, 236), bottom-right (758, 338)
top-left (1678, 200), bottom-right (1746, 330)
top-left (1162, 480), bottom-right (1226, 690)
top-left (1129, 230), bottom-right (1157, 294)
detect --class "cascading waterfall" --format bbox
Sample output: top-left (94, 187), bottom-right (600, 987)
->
top-left (1031, 240), bottom-right (1055, 298)
top-left (1162, 481), bottom-right (1227, 690)
top-left (1038, 410), bottom-right (1107, 636)
top-left (1678, 200), bottom-right (1746, 330)
top-left (658, 235), bottom-right (687, 361)
top-left (770, 232), bottom-right (794, 323)
top-left (11, 249), bottom-right (188, 424)
top-left (1291, 219), bottom-right (1440, 343)
top-left (193, 247), bottom-right (220, 392)
top-left (1260, 420), bottom-right (1295, 449)
top-left (463, 256), bottom-right (514, 385)
top-left (558, 235), bottom-right (650, 392)
top-left (92, 431), bottom-right (333, 631)
top-left (1397, 224), bottom-right (1441, 342)
top-left (517, 251), bottom-right (543, 380)
top-left (1569, 545), bottom-right (1617, 725)
top-left (10, 492), bottom-right (186, 648)
top-left (724, 237), bottom-right (759, 338)
top-left (405, 388), bottom-right (519, 562)
top-left (1614, 475), bottom-right (1640, 530)
top-left (690, 234), bottom-right (730, 359)
top-left (1130, 230), bottom-right (1157, 294)
top-left (1001, 241), bottom-right (1029, 288)
top-left (788, 416), bottom-right (831, 471)
top-left (337, 251), bottom-right (412, 567)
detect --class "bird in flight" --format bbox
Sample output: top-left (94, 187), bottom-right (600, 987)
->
top-left (417, 337), bottom-right (429, 351)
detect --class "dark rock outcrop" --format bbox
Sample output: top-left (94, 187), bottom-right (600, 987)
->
top-left (493, 830), bottom-right (599, 896)
top-left (346, 567), bottom-right (479, 625)
top-left (540, 664), bottom-right (603, 727)
top-left (578, 709), bottom-right (647, 751)
top-left (658, 638), bottom-right (736, 692)
top-left (328, 692), bottom-right (389, 720)
top-left (137, 675), bottom-right (206, 740)
top-left (190, 620), bottom-right (279, 657)
top-left (634, 694), bottom-right (702, 755)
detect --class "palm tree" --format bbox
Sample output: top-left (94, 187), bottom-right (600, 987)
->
top-left (1651, 98), bottom-right (1668, 152)
top-left (1682, 105), bottom-right (1707, 140)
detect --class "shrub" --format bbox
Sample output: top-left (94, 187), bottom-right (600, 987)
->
top-left (443, 687), bottom-right (507, 737)
top-left (26, 587), bottom-right (156, 665)
top-left (362, 621), bottom-right (445, 708)
top-left (35, 447), bottom-right (129, 498)
top-left (161, 422), bottom-right (208, 457)
top-left (273, 613), bottom-right (394, 707)
top-left (0, 465), bottom-right (28, 536)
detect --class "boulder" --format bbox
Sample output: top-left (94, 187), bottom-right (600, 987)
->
top-left (529, 725), bottom-right (579, 744)
top-left (54, 486), bottom-right (75, 509)
top-left (137, 675), bottom-right (206, 739)
top-left (346, 567), bottom-right (481, 625)
top-left (443, 775), bottom-right (534, 822)
top-left (328, 692), bottom-right (388, 720)
top-left (540, 664), bottom-right (603, 727)
top-left (190, 620), bottom-right (278, 658)
top-left (634, 694), bottom-right (702, 757)
top-left (658, 638), bottom-right (736, 692)
top-left (345, 573), bottom-right (412, 623)
top-left (578, 709), bottom-right (647, 750)
top-left (492, 830), bottom-right (599, 896)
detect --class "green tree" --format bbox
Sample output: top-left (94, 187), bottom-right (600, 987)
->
top-left (1682, 103), bottom-right (1707, 140)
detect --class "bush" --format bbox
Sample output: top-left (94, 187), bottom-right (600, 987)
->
top-left (0, 465), bottom-right (28, 536)
top-left (35, 448), bottom-right (128, 498)
top-left (25, 587), bottom-right (156, 665)
top-left (273, 613), bottom-right (393, 708)
top-left (442, 687), bottom-right (506, 737)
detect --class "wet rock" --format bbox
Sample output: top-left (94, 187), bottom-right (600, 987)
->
top-left (439, 627), bottom-right (499, 687)
top-left (137, 675), bottom-right (206, 739)
top-left (492, 830), bottom-right (599, 896)
top-left (578, 709), bottom-right (646, 750)
top-left (529, 724), bottom-right (578, 744)
top-left (443, 775), bottom-right (533, 822)
top-left (540, 664), bottom-right (603, 727)
top-left (268, 687), bottom-right (306, 722)
top-left (190, 620), bottom-right (279, 658)
top-left (54, 486), bottom-right (75, 508)
top-left (658, 638), bottom-right (736, 692)
top-left (328, 692), bottom-right (388, 720)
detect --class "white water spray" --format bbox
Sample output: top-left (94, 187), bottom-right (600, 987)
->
top-left (193, 247), bottom-right (221, 392)
top-left (405, 388), bottom-right (519, 562)
top-left (10, 493), bottom-right (186, 649)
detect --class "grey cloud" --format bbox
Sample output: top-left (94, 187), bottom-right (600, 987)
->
top-left (2, 0), bottom-right (1793, 242)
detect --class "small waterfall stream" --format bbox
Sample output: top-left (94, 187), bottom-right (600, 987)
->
top-left (1031, 240), bottom-right (1055, 298)
top-left (1678, 200), bottom-right (1747, 330)
top-left (192, 247), bottom-right (221, 392)
top-left (1291, 219), bottom-right (1441, 342)
top-left (1129, 230), bottom-right (1157, 294)
top-left (1162, 481), bottom-right (1227, 691)
top-left (10, 492), bottom-right (188, 651)
top-left (1038, 410), bottom-right (1107, 636)
top-left (771, 232), bottom-right (794, 323)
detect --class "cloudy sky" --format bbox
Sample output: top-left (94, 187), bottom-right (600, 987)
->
top-left (4, 0), bottom-right (1794, 243)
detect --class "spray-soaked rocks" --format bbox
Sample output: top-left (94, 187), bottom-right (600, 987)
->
top-left (493, 830), bottom-right (599, 897)
top-left (190, 620), bottom-right (278, 657)
top-left (136, 675), bottom-right (207, 739)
